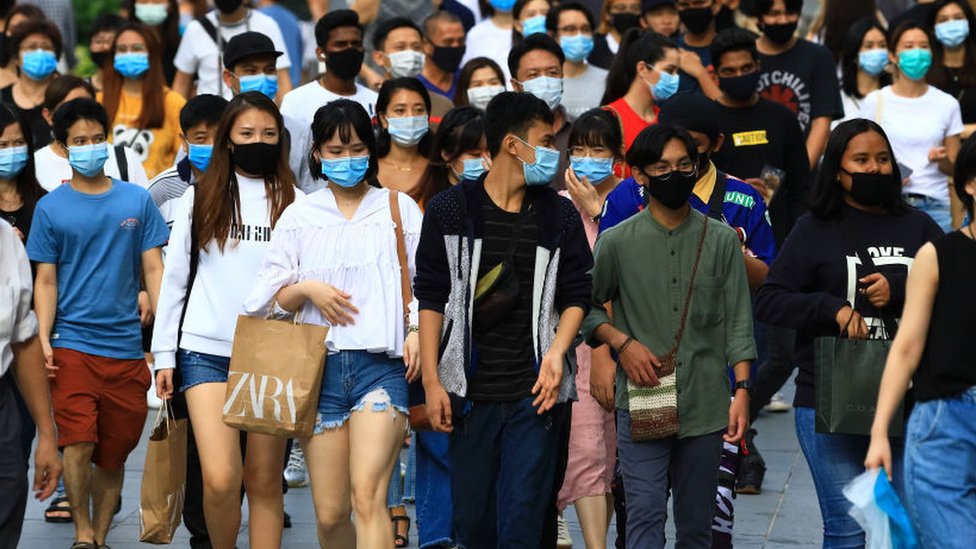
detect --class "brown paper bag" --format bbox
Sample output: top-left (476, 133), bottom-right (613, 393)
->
top-left (222, 314), bottom-right (329, 438)
top-left (139, 402), bottom-right (187, 544)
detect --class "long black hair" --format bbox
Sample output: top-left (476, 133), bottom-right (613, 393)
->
top-left (927, 0), bottom-right (976, 91)
top-left (841, 17), bottom-right (891, 99)
top-left (600, 29), bottom-right (678, 105)
top-left (0, 103), bottom-right (44, 213)
top-left (375, 77), bottom-right (433, 159)
top-left (953, 133), bottom-right (976, 219)
top-left (414, 106), bottom-right (485, 207)
top-left (308, 98), bottom-right (380, 187)
top-left (810, 119), bottom-right (908, 219)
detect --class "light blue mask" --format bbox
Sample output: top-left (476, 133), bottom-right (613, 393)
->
top-left (935, 19), bottom-right (970, 48)
top-left (0, 145), bottom-right (28, 179)
top-left (522, 15), bottom-right (547, 36)
top-left (561, 34), bottom-right (594, 62)
top-left (516, 137), bottom-right (560, 186)
top-left (649, 67), bottom-right (679, 102)
top-left (460, 157), bottom-right (487, 180)
top-left (858, 48), bottom-right (889, 76)
top-left (898, 48), bottom-right (932, 81)
top-left (387, 115), bottom-right (429, 146)
top-left (187, 143), bottom-right (213, 172)
top-left (522, 76), bottom-right (563, 110)
top-left (570, 155), bottom-right (613, 183)
top-left (114, 52), bottom-right (150, 78)
top-left (238, 74), bottom-right (278, 99)
top-left (489, 0), bottom-right (516, 12)
top-left (321, 155), bottom-right (369, 187)
top-left (21, 49), bottom-right (57, 80)
top-left (68, 143), bottom-right (110, 177)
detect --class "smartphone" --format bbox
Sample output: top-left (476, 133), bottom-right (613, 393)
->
top-left (896, 162), bottom-right (913, 181)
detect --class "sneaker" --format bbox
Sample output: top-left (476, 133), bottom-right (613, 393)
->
top-left (763, 392), bottom-right (791, 413)
top-left (737, 429), bottom-right (766, 495)
top-left (557, 513), bottom-right (573, 548)
top-left (284, 441), bottom-right (308, 488)
top-left (147, 365), bottom-right (163, 410)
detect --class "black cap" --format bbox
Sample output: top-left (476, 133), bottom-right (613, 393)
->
top-left (642, 0), bottom-right (676, 11)
top-left (223, 31), bottom-right (283, 70)
top-left (658, 91), bottom-right (722, 144)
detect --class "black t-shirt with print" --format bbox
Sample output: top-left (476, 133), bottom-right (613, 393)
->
top-left (757, 39), bottom-right (844, 136)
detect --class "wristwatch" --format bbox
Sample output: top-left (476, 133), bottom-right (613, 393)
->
top-left (734, 380), bottom-right (753, 394)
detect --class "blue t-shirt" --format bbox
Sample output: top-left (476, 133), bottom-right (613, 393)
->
top-left (260, 4), bottom-right (304, 88)
top-left (418, 72), bottom-right (459, 101)
top-left (599, 170), bottom-right (777, 264)
top-left (26, 179), bottom-right (169, 359)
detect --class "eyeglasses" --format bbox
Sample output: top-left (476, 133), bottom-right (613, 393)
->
top-left (646, 160), bottom-right (696, 178)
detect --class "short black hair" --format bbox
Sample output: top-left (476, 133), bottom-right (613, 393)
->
top-left (508, 33), bottom-right (565, 79)
top-left (626, 124), bottom-right (699, 173)
top-left (545, 2), bottom-right (596, 34)
top-left (9, 18), bottom-right (63, 60)
top-left (315, 9), bottom-right (362, 49)
top-left (373, 17), bottom-right (422, 51)
top-left (91, 13), bottom-right (126, 38)
top-left (43, 75), bottom-right (94, 111)
top-left (753, 0), bottom-right (803, 16)
top-left (52, 98), bottom-right (109, 145)
top-left (568, 108), bottom-right (624, 158)
top-left (484, 91), bottom-right (555, 157)
top-left (308, 98), bottom-right (379, 185)
top-left (711, 27), bottom-right (759, 69)
top-left (180, 94), bottom-right (229, 134)
top-left (423, 10), bottom-right (463, 39)
top-left (954, 133), bottom-right (976, 219)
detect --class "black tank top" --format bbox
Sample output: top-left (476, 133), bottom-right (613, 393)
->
top-left (916, 231), bottom-right (976, 400)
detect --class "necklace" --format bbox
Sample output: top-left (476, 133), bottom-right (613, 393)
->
top-left (381, 157), bottom-right (417, 172)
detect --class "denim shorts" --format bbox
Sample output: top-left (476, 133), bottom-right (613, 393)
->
top-left (314, 350), bottom-right (408, 435)
top-left (178, 349), bottom-right (231, 392)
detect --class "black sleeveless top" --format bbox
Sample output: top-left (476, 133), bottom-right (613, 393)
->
top-left (916, 231), bottom-right (976, 400)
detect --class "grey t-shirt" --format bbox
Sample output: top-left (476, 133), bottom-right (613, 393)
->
top-left (562, 64), bottom-right (609, 122)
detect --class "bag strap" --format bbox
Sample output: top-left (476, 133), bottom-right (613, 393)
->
top-left (672, 216), bottom-right (710, 351)
top-left (840, 221), bottom-right (898, 339)
top-left (505, 198), bottom-right (530, 260)
top-left (708, 171), bottom-right (728, 222)
top-left (114, 145), bottom-right (129, 182)
top-left (390, 190), bottom-right (411, 330)
top-left (177, 190), bottom-right (200, 345)
top-left (875, 89), bottom-right (884, 123)
top-left (197, 16), bottom-right (224, 96)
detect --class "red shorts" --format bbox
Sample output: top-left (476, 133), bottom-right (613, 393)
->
top-left (49, 348), bottom-right (150, 470)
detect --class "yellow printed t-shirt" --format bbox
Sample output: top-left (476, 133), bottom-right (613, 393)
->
top-left (99, 88), bottom-right (186, 179)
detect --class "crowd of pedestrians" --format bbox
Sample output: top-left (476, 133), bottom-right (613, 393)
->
top-left (0, 0), bottom-right (975, 548)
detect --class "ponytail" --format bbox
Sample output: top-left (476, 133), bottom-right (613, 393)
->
top-left (600, 30), bottom-right (678, 105)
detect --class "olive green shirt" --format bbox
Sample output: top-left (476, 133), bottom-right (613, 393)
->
top-left (581, 209), bottom-right (757, 438)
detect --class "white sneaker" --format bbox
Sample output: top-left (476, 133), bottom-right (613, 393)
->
top-left (147, 364), bottom-right (163, 410)
top-left (557, 513), bottom-right (572, 548)
top-left (764, 392), bottom-right (791, 413)
top-left (285, 441), bottom-right (308, 487)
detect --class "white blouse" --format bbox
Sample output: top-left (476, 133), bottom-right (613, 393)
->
top-left (243, 186), bottom-right (422, 357)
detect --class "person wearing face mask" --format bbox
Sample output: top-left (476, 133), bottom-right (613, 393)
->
top-left (86, 14), bottom-right (127, 93)
top-left (859, 22), bottom-right (963, 232)
top-left (454, 56), bottom-right (507, 109)
top-left (641, 0), bottom-right (682, 41)
top-left (463, 0), bottom-right (518, 83)
top-left (589, 0), bottom-right (644, 69)
top-left (836, 18), bottom-right (892, 128)
top-left (755, 119), bottom-right (943, 547)
top-left (0, 105), bottom-right (45, 243)
top-left (1, 20), bottom-right (63, 150)
top-left (0, 5), bottom-right (48, 90)
top-left (127, 0), bottom-right (181, 84)
top-left (98, 23), bottom-right (187, 179)
top-left (421, 10), bottom-right (469, 100)
top-left (549, 3), bottom-right (610, 121)
top-left (674, 0), bottom-right (724, 99)
top-left (509, 34), bottom-right (573, 191)
top-left (513, 0), bottom-right (555, 45)
top-left (281, 10), bottom-right (377, 194)
top-left (26, 98), bottom-right (169, 549)
top-left (221, 31), bottom-right (283, 101)
top-left (582, 123), bottom-right (755, 549)
top-left (927, 0), bottom-right (976, 139)
top-left (753, 0), bottom-right (843, 170)
top-left (376, 78), bottom-right (434, 199)
top-left (243, 98), bottom-right (421, 549)
top-left (172, 0), bottom-right (293, 100)
top-left (416, 91), bottom-right (591, 548)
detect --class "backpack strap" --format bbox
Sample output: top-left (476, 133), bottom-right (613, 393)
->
top-left (196, 16), bottom-right (223, 96)
top-left (197, 15), bottom-right (218, 45)
top-left (114, 145), bottom-right (129, 182)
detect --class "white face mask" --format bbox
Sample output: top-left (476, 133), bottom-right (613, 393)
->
top-left (466, 84), bottom-right (505, 110)
top-left (520, 76), bottom-right (563, 110)
top-left (387, 50), bottom-right (424, 78)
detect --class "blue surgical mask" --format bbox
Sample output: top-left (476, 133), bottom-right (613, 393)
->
top-left (570, 155), bottom-right (613, 183)
top-left (522, 15), bottom-right (547, 37)
top-left (386, 115), bottom-right (429, 146)
top-left (858, 48), bottom-right (889, 76)
top-left (321, 155), bottom-right (369, 187)
top-left (515, 137), bottom-right (560, 186)
top-left (114, 52), bottom-right (150, 78)
top-left (521, 76), bottom-right (563, 110)
top-left (648, 66), bottom-right (679, 102)
top-left (21, 49), bottom-right (57, 80)
top-left (935, 19), bottom-right (970, 48)
top-left (561, 34), bottom-right (594, 63)
top-left (187, 143), bottom-right (213, 172)
top-left (0, 145), bottom-right (28, 179)
top-left (489, 0), bottom-right (516, 12)
top-left (459, 157), bottom-right (487, 180)
top-left (68, 143), bottom-right (110, 177)
top-left (898, 48), bottom-right (932, 81)
top-left (238, 74), bottom-right (278, 99)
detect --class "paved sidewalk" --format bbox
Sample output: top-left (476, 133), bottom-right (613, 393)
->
top-left (20, 382), bottom-right (824, 548)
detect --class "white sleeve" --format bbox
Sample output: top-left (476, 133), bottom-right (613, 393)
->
top-left (150, 188), bottom-right (195, 370)
top-left (858, 91), bottom-right (878, 121)
top-left (947, 99), bottom-right (964, 137)
top-left (242, 208), bottom-right (302, 317)
top-left (264, 19), bottom-right (293, 69)
top-left (127, 149), bottom-right (150, 188)
top-left (7, 225), bottom-right (38, 345)
top-left (284, 110), bottom-right (313, 191)
top-left (173, 21), bottom-right (204, 74)
top-left (399, 192), bottom-right (423, 327)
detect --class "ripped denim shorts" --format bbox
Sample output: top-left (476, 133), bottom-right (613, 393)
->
top-left (314, 350), bottom-right (409, 434)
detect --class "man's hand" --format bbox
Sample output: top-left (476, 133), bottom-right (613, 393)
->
top-left (404, 331), bottom-right (421, 383)
top-left (424, 381), bottom-right (453, 433)
top-left (679, 49), bottom-right (707, 78)
top-left (724, 394), bottom-right (750, 443)
top-left (836, 305), bottom-right (869, 339)
top-left (156, 369), bottom-right (174, 400)
top-left (619, 339), bottom-right (661, 386)
top-left (138, 290), bottom-right (153, 325)
top-left (532, 350), bottom-right (564, 414)
top-left (589, 346), bottom-right (616, 412)
top-left (40, 338), bottom-right (55, 378)
top-left (860, 273), bottom-right (890, 308)
top-left (32, 432), bottom-right (61, 500)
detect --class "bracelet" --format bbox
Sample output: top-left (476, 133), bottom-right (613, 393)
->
top-left (618, 336), bottom-right (634, 354)
top-left (407, 324), bottom-right (420, 334)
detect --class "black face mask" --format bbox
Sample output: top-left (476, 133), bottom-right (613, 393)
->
top-left (90, 51), bottom-right (110, 68)
top-left (679, 7), bottom-right (714, 35)
top-left (232, 142), bottom-right (280, 177)
top-left (644, 170), bottom-right (697, 210)
top-left (215, 0), bottom-right (244, 14)
top-left (762, 21), bottom-right (798, 45)
top-left (718, 71), bottom-right (760, 101)
top-left (325, 47), bottom-right (365, 81)
top-left (846, 170), bottom-right (896, 207)
top-left (431, 45), bottom-right (466, 73)
top-left (612, 13), bottom-right (642, 35)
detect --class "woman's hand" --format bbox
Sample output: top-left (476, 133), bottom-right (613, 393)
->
top-left (564, 167), bottom-right (604, 219)
top-left (864, 434), bottom-right (893, 481)
top-left (156, 369), bottom-right (174, 400)
top-left (424, 381), bottom-right (453, 433)
top-left (589, 347), bottom-right (617, 412)
top-left (928, 146), bottom-right (948, 163)
top-left (532, 349), bottom-right (564, 414)
top-left (860, 273), bottom-right (890, 308)
top-left (307, 281), bottom-right (359, 326)
top-left (835, 305), bottom-right (869, 339)
top-left (403, 331), bottom-right (421, 383)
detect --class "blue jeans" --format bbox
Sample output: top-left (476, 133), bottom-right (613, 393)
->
top-left (794, 407), bottom-right (904, 548)
top-left (904, 193), bottom-right (952, 233)
top-left (178, 349), bottom-right (230, 392)
top-left (449, 397), bottom-right (559, 549)
top-left (904, 387), bottom-right (976, 549)
top-left (416, 431), bottom-right (455, 548)
top-left (314, 350), bottom-right (408, 434)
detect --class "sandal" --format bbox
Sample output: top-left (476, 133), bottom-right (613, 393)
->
top-left (46, 496), bottom-right (73, 523)
top-left (69, 542), bottom-right (96, 549)
top-left (392, 515), bottom-right (410, 548)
